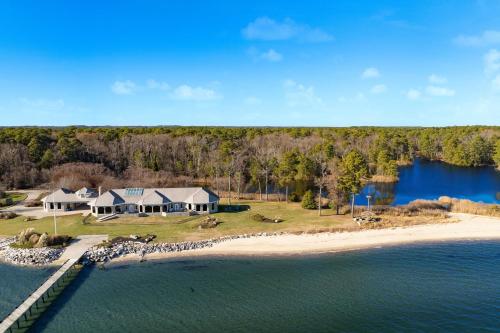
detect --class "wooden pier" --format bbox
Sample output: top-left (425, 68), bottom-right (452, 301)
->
top-left (0, 235), bottom-right (107, 333)
top-left (0, 259), bottom-right (81, 333)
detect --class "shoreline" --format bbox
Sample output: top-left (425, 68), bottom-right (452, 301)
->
top-left (2, 213), bottom-right (500, 267)
top-left (109, 213), bottom-right (500, 264)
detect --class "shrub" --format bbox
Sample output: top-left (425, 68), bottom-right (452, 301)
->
top-left (288, 192), bottom-right (301, 202)
top-left (47, 235), bottom-right (72, 247)
top-left (14, 228), bottom-right (72, 248)
top-left (199, 216), bottom-right (220, 229)
top-left (251, 214), bottom-right (266, 222)
top-left (0, 211), bottom-right (17, 219)
top-left (0, 197), bottom-right (13, 207)
top-left (301, 190), bottom-right (317, 210)
top-left (35, 233), bottom-right (48, 248)
top-left (24, 200), bottom-right (43, 207)
top-left (251, 214), bottom-right (283, 223)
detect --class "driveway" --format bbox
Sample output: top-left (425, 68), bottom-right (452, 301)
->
top-left (2, 189), bottom-right (90, 219)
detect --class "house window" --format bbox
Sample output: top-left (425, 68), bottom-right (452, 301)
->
top-left (50, 203), bottom-right (54, 209)
top-left (98, 207), bottom-right (104, 214)
top-left (211, 203), bottom-right (215, 210)
top-left (188, 204), bottom-right (192, 210)
top-left (105, 207), bottom-right (112, 214)
top-left (203, 204), bottom-right (207, 211)
top-left (57, 203), bottom-right (61, 209)
top-left (153, 206), bottom-right (160, 213)
top-left (92, 207), bottom-right (96, 213)
top-left (146, 206), bottom-right (152, 213)
top-left (196, 204), bottom-right (200, 211)
top-left (115, 206), bottom-right (121, 213)
top-left (163, 205), bottom-right (167, 212)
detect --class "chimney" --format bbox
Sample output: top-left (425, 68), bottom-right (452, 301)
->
top-left (98, 186), bottom-right (102, 196)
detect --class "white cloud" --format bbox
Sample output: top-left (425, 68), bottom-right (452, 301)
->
top-left (111, 80), bottom-right (136, 95)
top-left (484, 49), bottom-right (500, 74)
top-left (284, 79), bottom-right (323, 107)
top-left (454, 30), bottom-right (500, 47)
top-left (428, 74), bottom-right (447, 84)
top-left (426, 85), bottom-right (455, 97)
top-left (242, 17), bottom-right (333, 42)
top-left (244, 96), bottom-right (262, 105)
top-left (356, 92), bottom-right (366, 101)
top-left (492, 74), bottom-right (500, 92)
top-left (370, 84), bottom-right (387, 94)
top-left (406, 89), bottom-right (422, 100)
top-left (19, 98), bottom-right (65, 110)
top-left (170, 85), bottom-right (221, 101)
top-left (146, 79), bottom-right (170, 90)
top-left (260, 49), bottom-right (283, 62)
top-left (362, 67), bottom-right (380, 79)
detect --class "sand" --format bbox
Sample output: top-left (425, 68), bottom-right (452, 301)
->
top-left (113, 213), bottom-right (500, 263)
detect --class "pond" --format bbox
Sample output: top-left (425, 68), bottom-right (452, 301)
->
top-left (357, 158), bottom-right (500, 206)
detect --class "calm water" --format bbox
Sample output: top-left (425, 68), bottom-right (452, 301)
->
top-left (0, 264), bottom-right (55, 319)
top-left (357, 158), bottom-right (500, 205)
top-left (2, 241), bottom-right (499, 332)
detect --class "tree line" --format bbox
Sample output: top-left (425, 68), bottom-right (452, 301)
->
top-left (0, 126), bottom-right (498, 210)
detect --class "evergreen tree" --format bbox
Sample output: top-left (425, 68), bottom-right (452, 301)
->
top-left (40, 149), bottom-right (54, 169)
top-left (301, 190), bottom-right (317, 209)
top-left (494, 139), bottom-right (500, 169)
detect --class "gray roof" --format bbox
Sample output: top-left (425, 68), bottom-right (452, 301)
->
top-left (91, 187), bottom-right (219, 207)
top-left (137, 190), bottom-right (170, 206)
top-left (42, 188), bottom-right (91, 203)
top-left (92, 190), bottom-right (125, 206)
top-left (76, 187), bottom-right (97, 195)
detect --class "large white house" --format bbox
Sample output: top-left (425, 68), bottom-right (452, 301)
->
top-left (89, 187), bottom-right (219, 216)
top-left (42, 187), bottom-right (219, 217)
top-left (42, 187), bottom-right (97, 212)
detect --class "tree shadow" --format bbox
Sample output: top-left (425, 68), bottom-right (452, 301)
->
top-left (217, 205), bottom-right (250, 213)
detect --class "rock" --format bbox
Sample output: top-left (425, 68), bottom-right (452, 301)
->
top-left (28, 233), bottom-right (40, 245)
top-left (0, 246), bottom-right (64, 265)
top-left (81, 231), bottom-right (294, 265)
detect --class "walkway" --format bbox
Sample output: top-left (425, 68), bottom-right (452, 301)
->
top-left (53, 235), bottom-right (108, 265)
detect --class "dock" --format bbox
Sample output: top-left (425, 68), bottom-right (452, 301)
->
top-left (0, 235), bottom-right (107, 333)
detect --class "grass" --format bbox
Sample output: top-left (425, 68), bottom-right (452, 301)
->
top-left (0, 192), bottom-right (28, 208)
top-left (0, 201), bottom-right (355, 243)
top-left (9, 192), bottom-right (28, 203)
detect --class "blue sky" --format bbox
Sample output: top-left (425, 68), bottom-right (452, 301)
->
top-left (1, 0), bottom-right (500, 126)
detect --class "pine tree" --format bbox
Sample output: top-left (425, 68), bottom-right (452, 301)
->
top-left (301, 190), bottom-right (317, 209)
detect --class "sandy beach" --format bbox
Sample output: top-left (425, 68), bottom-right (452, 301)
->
top-left (112, 213), bottom-right (500, 263)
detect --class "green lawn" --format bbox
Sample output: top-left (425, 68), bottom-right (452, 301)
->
top-left (0, 192), bottom-right (28, 208)
top-left (0, 201), bottom-right (353, 242)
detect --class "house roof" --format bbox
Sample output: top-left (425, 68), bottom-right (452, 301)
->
top-left (92, 190), bottom-right (125, 206)
top-left (137, 190), bottom-right (170, 205)
top-left (41, 188), bottom-right (91, 203)
top-left (91, 187), bottom-right (219, 206)
top-left (76, 187), bottom-right (97, 195)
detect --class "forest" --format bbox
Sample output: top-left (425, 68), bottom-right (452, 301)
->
top-left (0, 126), bottom-right (499, 209)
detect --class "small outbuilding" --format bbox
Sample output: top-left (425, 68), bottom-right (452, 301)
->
top-left (42, 188), bottom-right (97, 212)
